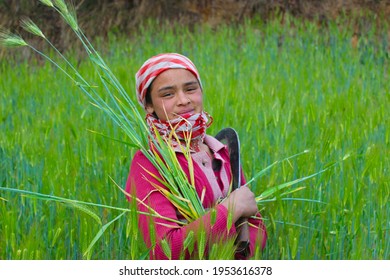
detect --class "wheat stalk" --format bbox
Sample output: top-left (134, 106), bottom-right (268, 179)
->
top-left (1, 0), bottom-right (206, 223)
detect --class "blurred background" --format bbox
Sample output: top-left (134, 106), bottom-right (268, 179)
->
top-left (1, 0), bottom-right (389, 58)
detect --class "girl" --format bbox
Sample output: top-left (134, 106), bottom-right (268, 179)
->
top-left (125, 53), bottom-right (266, 259)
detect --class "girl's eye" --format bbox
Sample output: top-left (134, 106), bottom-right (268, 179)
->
top-left (161, 92), bottom-right (173, 97)
top-left (186, 87), bottom-right (197, 92)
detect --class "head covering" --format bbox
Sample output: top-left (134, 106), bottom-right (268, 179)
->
top-left (135, 53), bottom-right (202, 110)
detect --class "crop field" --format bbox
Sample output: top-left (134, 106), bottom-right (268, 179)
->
top-left (0, 14), bottom-right (389, 260)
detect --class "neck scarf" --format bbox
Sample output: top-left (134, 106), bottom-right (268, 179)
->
top-left (146, 111), bottom-right (213, 149)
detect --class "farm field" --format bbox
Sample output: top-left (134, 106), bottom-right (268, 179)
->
top-left (0, 14), bottom-right (389, 260)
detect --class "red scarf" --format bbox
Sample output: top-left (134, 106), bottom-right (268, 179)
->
top-left (146, 111), bottom-right (213, 148)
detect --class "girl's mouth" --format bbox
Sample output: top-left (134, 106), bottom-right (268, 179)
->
top-left (175, 110), bottom-right (195, 117)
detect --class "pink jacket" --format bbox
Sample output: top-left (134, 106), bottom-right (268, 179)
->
top-left (125, 135), bottom-right (267, 259)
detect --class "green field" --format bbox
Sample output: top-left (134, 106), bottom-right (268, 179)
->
top-left (1, 14), bottom-right (389, 259)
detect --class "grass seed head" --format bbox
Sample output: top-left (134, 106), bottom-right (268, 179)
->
top-left (39, 0), bottom-right (54, 7)
top-left (63, 12), bottom-right (79, 31)
top-left (0, 30), bottom-right (28, 47)
top-left (53, 0), bottom-right (68, 13)
top-left (55, 1), bottom-right (79, 32)
top-left (20, 18), bottom-right (46, 38)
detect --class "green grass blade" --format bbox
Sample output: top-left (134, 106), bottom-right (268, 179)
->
top-left (83, 211), bottom-right (126, 259)
top-left (86, 129), bottom-right (139, 148)
top-left (244, 150), bottom-right (310, 187)
top-left (256, 167), bottom-right (329, 201)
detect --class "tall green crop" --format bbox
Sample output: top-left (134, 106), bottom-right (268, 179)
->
top-left (1, 3), bottom-right (388, 259)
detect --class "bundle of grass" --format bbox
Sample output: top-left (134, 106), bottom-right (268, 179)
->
top-left (1, 0), bottom-right (208, 258)
top-left (2, 0), bottom-right (206, 219)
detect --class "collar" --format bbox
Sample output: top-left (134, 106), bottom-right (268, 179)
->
top-left (172, 134), bottom-right (225, 154)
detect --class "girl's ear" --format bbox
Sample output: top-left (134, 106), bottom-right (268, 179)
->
top-left (145, 103), bottom-right (154, 114)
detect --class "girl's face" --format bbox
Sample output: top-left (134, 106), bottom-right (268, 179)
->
top-left (146, 68), bottom-right (203, 121)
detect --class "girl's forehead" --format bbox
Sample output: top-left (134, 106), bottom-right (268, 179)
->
top-left (152, 69), bottom-right (198, 88)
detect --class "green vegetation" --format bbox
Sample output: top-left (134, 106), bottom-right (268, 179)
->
top-left (1, 10), bottom-right (389, 259)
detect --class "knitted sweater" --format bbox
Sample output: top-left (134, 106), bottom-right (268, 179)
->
top-left (125, 135), bottom-right (267, 259)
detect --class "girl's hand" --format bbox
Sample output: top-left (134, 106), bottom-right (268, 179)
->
top-left (221, 186), bottom-right (258, 223)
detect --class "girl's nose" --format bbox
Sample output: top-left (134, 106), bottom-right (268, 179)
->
top-left (177, 91), bottom-right (190, 105)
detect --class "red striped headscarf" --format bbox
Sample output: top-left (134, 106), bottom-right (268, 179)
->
top-left (135, 53), bottom-right (202, 110)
